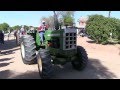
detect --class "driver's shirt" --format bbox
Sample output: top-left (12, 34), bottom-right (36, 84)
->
top-left (38, 24), bottom-right (48, 32)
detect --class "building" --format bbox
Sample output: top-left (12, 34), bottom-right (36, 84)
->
top-left (76, 16), bottom-right (88, 34)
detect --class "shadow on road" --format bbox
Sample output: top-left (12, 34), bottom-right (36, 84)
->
top-left (0, 58), bottom-right (117, 79)
top-left (0, 70), bottom-right (14, 79)
top-left (0, 39), bottom-right (18, 51)
top-left (0, 70), bottom-right (40, 79)
top-left (0, 48), bottom-right (20, 56)
top-left (0, 63), bottom-right (10, 67)
top-left (11, 71), bottom-right (40, 79)
top-left (52, 58), bottom-right (117, 79)
top-left (86, 38), bottom-right (96, 44)
top-left (0, 57), bottom-right (14, 62)
top-left (87, 40), bottom-right (96, 44)
top-left (0, 62), bottom-right (14, 68)
top-left (0, 39), bottom-right (20, 56)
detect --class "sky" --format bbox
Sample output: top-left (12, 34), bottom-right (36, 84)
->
top-left (0, 11), bottom-right (119, 27)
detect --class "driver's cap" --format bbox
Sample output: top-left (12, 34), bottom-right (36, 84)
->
top-left (42, 21), bottom-right (45, 23)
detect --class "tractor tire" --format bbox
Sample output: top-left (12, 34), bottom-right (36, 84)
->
top-left (20, 35), bottom-right (37, 64)
top-left (37, 49), bottom-right (53, 79)
top-left (71, 46), bottom-right (88, 71)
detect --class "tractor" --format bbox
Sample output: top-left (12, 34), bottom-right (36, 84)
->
top-left (20, 11), bottom-right (88, 79)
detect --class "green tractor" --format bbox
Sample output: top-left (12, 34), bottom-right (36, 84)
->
top-left (20, 11), bottom-right (88, 79)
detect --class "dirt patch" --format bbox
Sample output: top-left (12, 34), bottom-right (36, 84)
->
top-left (0, 36), bottom-right (120, 79)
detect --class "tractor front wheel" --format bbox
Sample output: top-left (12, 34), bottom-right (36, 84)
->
top-left (71, 46), bottom-right (88, 71)
top-left (37, 49), bottom-right (53, 79)
top-left (20, 35), bottom-right (37, 64)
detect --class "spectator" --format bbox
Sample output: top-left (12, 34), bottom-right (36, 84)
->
top-left (0, 30), bottom-right (4, 44)
top-left (20, 25), bottom-right (26, 35)
top-left (14, 29), bottom-right (18, 39)
top-left (8, 30), bottom-right (11, 40)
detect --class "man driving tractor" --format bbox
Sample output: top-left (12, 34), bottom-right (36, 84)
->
top-left (38, 21), bottom-right (48, 44)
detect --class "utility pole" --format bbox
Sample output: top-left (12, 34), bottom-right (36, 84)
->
top-left (108, 11), bottom-right (111, 18)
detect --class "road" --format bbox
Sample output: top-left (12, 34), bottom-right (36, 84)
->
top-left (0, 36), bottom-right (120, 79)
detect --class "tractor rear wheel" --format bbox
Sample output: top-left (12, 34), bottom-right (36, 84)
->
top-left (71, 46), bottom-right (88, 71)
top-left (37, 49), bottom-right (53, 79)
top-left (20, 35), bottom-right (37, 64)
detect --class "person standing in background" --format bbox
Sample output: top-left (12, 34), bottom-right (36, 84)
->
top-left (20, 25), bottom-right (26, 35)
top-left (0, 30), bottom-right (4, 44)
top-left (8, 30), bottom-right (10, 40)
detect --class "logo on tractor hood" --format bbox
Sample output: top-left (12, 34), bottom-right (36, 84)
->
top-left (47, 34), bottom-right (60, 36)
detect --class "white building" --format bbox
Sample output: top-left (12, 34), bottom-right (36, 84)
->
top-left (76, 16), bottom-right (88, 34)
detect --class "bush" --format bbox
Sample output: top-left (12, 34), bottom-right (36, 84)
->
top-left (86, 14), bottom-right (120, 44)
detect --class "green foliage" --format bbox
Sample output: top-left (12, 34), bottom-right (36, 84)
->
top-left (24, 25), bottom-right (29, 30)
top-left (57, 11), bottom-right (75, 26)
top-left (12, 25), bottom-right (21, 30)
top-left (86, 14), bottom-right (120, 44)
top-left (41, 16), bottom-right (54, 30)
top-left (12, 25), bottom-right (34, 30)
top-left (34, 27), bottom-right (38, 30)
top-left (63, 15), bottom-right (74, 26)
top-left (0, 22), bottom-right (37, 33)
top-left (9, 27), bottom-right (14, 32)
top-left (0, 23), bottom-right (10, 32)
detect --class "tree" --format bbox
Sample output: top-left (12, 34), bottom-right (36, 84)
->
top-left (9, 27), bottom-right (14, 32)
top-left (12, 25), bottom-right (21, 30)
top-left (86, 14), bottom-right (120, 44)
top-left (48, 16), bottom-right (54, 30)
top-left (24, 25), bottom-right (29, 30)
top-left (34, 27), bottom-right (38, 30)
top-left (57, 11), bottom-right (75, 26)
top-left (41, 16), bottom-right (54, 30)
top-left (57, 11), bottom-right (74, 17)
top-left (40, 11), bottom-right (75, 30)
top-left (0, 23), bottom-right (10, 33)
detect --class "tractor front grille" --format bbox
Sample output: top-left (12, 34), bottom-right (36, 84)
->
top-left (64, 32), bottom-right (77, 50)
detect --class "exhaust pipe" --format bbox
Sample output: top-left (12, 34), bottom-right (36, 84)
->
top-left (53, 11), bottom-right (59, 30)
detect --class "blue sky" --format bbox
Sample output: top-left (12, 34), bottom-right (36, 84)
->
top-left (0, 11), bottom-right (119, 27)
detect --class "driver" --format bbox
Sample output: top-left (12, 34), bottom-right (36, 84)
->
top-left (38, 21), bottom-right (48, 44)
